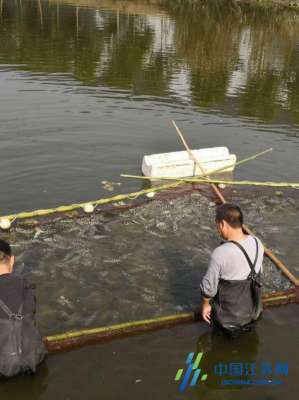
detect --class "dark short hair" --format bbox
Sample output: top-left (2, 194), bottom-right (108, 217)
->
top-left (215, 203), bottom-right (243, 228)
top-left (0, 240), bottom-right (12, 264)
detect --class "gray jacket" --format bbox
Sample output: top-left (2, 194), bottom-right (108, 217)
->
top-left (200, 235), bottom-right (264, 299)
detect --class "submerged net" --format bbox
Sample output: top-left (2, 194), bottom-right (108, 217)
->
top-left (1, 188), bottom-right (297, 335)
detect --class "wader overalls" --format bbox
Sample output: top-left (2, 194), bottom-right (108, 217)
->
top-left (212, 237), bottom-right (263, 335)
top-left (0, 291), bottom-right (46, 378)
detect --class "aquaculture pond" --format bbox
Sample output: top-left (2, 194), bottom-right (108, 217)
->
top-left (1, 188), bottom-right (297, 335)
top-left (0, 0), bottom-right (299, 399)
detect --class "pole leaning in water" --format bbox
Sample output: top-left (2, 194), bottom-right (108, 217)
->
top-left (44, 288), bottom-right (299, 353)
top-left (171, 120), bottom-right (299, 287)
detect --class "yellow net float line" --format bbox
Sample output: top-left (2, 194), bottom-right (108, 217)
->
top-left (0, 181), bottom-right (184, 230)
top-left (121, 175), bottom-right (299, 189)
top-left (44, 287), bottom-right (299, 353)
top-left (0, 148), bottom-right (272, 230)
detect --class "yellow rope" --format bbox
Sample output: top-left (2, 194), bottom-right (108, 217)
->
top-left (44, 289), bottom-right (297, 344)
top-left (45, 312), bottom-right (193, 342)
top-left (0, 148), bottom-right (272, 226)
top-left (0, 181), bottom-right (183, 223)
top-left (121, 175), bottom-right (299, 189)
top-left (183, 147), bottom-right (272, 178)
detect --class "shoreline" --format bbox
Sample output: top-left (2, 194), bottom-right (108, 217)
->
top-left (48, 0), bottom-right (299, 13)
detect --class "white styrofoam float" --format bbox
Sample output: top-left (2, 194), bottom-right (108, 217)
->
top-left (142, 147), bottom-right (236, 178)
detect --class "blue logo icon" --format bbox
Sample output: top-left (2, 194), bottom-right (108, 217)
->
top-left (174, 352), bottom-right (208, 392)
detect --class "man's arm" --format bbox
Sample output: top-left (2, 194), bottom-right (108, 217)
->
top-left (201, 297), bottom-right (212, 324)
top-left (200, 253), bottom-right (221, 324)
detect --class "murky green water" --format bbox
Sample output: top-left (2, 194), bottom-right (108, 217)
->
top-left (1, 0), bottom-right (299, 214)
top-left (0, 0), bottom-right (299, 398)
top-left (1, 189), bottom-right (296, 335)
top-left (0, 305), bottom-right (298, 399)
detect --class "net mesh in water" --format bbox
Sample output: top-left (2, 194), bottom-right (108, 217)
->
top-left (1, 189), bottom-right (297, 335)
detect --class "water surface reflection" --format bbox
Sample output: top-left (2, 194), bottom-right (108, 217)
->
top-left (1, 0), bottom-right (299, 123)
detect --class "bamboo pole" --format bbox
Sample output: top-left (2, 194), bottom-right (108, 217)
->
top-left (198, 147), bottom-right (272, 177)
top-left (121, 174), bottom-right (299, 189)
top-left (139, 147), bottom-right (272, 182)
top-left (43, 287), bottom-right (299, 353)
top-left (0, 181), bottom-right (182, 223)
top-left (172, 120), bottom-right (208, 178)
top-left (171, 120), bottom-right (299, 287)
top-left (172, 120), bottom-right (226, 202)
top-left (0, 149), bottom-right (272, 224)
top-left (44, 312), bottom-right (196, 352)
top-left (243, 224), bottom-right (299, 285)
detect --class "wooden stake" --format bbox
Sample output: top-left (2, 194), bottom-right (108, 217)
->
top-left (172, 120), bottom-right (225, 203)
top-left (171, 120), bottom-right (299, 286)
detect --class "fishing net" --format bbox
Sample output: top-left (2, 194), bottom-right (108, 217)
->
top-left (1, 188), bottom-right (297, 335)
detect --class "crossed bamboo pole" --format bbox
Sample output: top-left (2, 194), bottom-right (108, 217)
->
top-left (171, 120), bottom-right (299, 287)
top-left (41, 123), bottom-right (299, 353)
top-left (121, 175), bottom-right (299, 189)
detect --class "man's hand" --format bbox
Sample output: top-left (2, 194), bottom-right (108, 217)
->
top-left (201, 298), bottom-right (212, 324)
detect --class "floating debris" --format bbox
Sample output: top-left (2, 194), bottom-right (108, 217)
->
top-left (101, 180), bottom-right (122, 191)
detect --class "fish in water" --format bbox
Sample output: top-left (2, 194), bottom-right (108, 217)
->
top-left (83, 312), bottom-right (98, 327)
top-left (33, 227), bottom-right (44, 239)
top-left (57, 295), bottom-right (75, 311)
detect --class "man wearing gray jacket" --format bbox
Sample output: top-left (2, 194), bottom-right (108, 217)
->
top-left (200, 203), bottom-right (264, 336)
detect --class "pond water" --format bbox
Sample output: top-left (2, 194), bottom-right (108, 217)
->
top-left (1, 0), bottom-right (299, 215)
top-left (0, 305), bottom-right (298, 400)
top-left (0, 0), bottom-right (299, 399)
top-left (0, 188), bottom-right (297, 335)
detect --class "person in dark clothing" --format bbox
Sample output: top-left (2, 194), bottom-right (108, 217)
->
top-left (0, 239), bottom-right (46, 378)
top-left (200, 203), bottom-right (264, 337)
top-left (0, 243), bottom-right (35, 320)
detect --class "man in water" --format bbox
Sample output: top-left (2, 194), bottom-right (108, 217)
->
top-left (0, 239), bottom-right (46, 377)
top-left (200, 203), bottom-right (264, 336)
